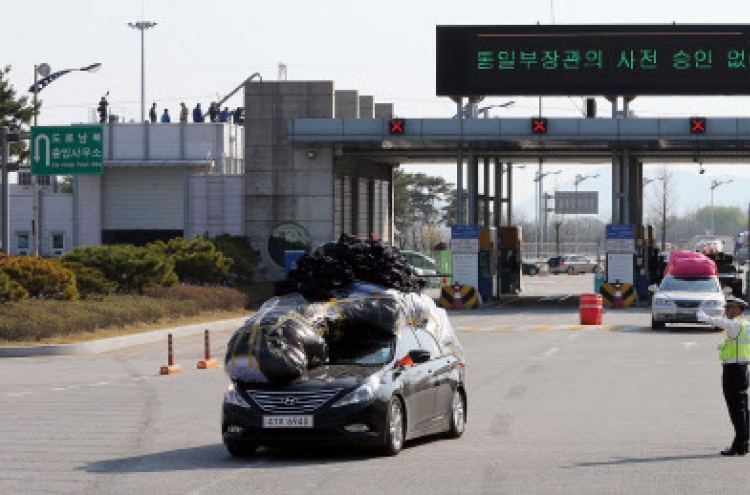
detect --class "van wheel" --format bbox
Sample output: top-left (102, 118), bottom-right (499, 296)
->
top-left (651, 318), bottom-right (665, 330)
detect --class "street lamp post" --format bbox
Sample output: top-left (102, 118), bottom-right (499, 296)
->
top-left (534, 167), bottom-right (561, 259)
top-left (128, 21), bottom-right (157, 123)
top-left (29, 62), bottom-right (101, 256)
top-left (710, 179), bottom-right (733, 236)
top-left (573, 173), bottom-right (599, 253)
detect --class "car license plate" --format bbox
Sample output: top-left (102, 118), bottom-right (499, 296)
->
top-left (263, 415), bottom-right (314, 428)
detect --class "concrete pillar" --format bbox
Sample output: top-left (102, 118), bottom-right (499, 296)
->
top-left (374, 103), bottom-right (393, 119)
top-left (335, 90), bottom-right (359, 118)
top-left (245, 81), bottom-right (336, 279)
top-left (359, 96), bottom-right (374, 119)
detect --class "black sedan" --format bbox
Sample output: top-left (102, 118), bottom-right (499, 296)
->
top-left (522, 261), bottom-right (540, 276)
top-left (222, 325), bottom-right (467, 456)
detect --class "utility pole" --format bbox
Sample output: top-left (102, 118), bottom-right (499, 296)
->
top-left (1, 127), bottom-right (10, 253)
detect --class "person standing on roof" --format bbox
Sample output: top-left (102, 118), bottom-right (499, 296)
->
top-left (179, 102), bottom-right (188, 122)
top-left (192, 103), bottom-right (204, 123)
top-left (219, 106), bottom-right (230, 123)
top-left (149, 102), bottom-right (157, 123)
top-left (698, 295), bottom-right (750, 456)
top-left (208, 102), bottom-right (219, 122)
top-left (161, 109), bottom-right (171, 123)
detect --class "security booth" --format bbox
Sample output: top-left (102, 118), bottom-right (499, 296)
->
top-left (477, 227), bottom-right (496, 302)
top-left (497, 226), bottom-right (522, 295)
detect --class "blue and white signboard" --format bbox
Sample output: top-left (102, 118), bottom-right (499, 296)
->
top-left (451, 225), bottom-right (480, 239)
top-left (605, 224), bottom-right (636, 253)
top-left (451, 225), bottom-right (480, 253)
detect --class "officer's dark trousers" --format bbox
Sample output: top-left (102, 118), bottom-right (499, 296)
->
top-left (722, 364), bottom-right (749, 448)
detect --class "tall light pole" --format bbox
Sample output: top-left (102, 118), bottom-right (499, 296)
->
top-left (534, 167), bottom-right (561, 259)
top-left (710, 179), bottom-right (733, 236)
top-left (573, 173), bottom-right (599, 253)
top-left (30, 62), bottom-right (101, 256)
top-left (128, 21), bottom-right (157, 122)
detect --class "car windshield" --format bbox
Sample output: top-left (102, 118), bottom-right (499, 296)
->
top-left (660, 276), bottom-right (720, 292)
top-left (326, 325), bottom-right (395, 366)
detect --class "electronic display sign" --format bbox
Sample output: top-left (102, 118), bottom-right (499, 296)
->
top-left (437, 24), bottom-right (750, 96)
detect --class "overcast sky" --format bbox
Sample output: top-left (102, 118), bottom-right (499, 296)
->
top-left (5, 0), bottom-right (750, 219)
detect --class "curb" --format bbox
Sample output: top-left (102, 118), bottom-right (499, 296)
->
top-left (0, 315), bottom-right (252, 358)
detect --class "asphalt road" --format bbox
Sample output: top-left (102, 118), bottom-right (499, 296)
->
top-left (0, 278), bottom-right (744, 494)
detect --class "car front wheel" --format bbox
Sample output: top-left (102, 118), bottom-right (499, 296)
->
top-left (651, 318), bottom-right (665, 330)
top-left (378, 396), bottom-right (405, 456)
top-left (445, 389), bottom-right (466, 439)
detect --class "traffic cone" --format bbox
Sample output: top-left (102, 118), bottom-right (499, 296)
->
top-left (613, 279), bottom-right (624, 309)
top-left (453, 281), bottom-right (463, 310)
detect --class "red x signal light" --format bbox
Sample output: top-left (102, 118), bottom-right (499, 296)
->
top-left (690, 117), bottom-right (706, 134)
top-left (531, 118), bottom-right (548, 134)
top-left (389, 119), bottom-right (405, 135)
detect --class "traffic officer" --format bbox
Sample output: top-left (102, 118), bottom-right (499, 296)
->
top-left (698, 295), bottom-right (750, 456)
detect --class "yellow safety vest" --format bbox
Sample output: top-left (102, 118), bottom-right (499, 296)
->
top-left (718, 320), bottom-right (750, 364)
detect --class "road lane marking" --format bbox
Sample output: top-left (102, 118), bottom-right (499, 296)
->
top-left (491, 326), bottom-right (516, 332)
top-left (456, 324), bottom-right (652, 333)
top-left (7, 391), bottom-right (31, 397)
top-left (682, 342), bottom-right (698, 350)
top-left (460, 325), bottom-right (490, 333)
top-left (544, 347), bottom-right (560, 357)
top-left (530, 325), bottom-right (557, 331)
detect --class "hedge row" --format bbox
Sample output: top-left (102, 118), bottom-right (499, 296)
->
top-left (0, 235), bottom-right (260, 302)
top-left (0, 285), bottom-right (249, 342)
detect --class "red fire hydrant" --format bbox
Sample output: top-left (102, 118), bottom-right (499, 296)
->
top-left (452, 281), bottom-right (463, 310)
top-left (613, 279), bottom-right (624, 309)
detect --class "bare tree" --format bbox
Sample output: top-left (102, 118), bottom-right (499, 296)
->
top-left (646, 166), bottom-right (676, 251)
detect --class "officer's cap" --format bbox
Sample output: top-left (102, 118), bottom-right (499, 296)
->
top-left (726, 295), bottom-right (748, 309)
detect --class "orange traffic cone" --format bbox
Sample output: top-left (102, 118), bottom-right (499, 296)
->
top-left (453, 281), bottom-right (463, 310)
top-left (613, 279), bottom-right (624, 308)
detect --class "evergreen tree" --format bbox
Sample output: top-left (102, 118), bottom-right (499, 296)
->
top-left (0, 65), bottom-right (36, 162)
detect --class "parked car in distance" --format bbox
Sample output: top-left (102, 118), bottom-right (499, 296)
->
top-left (401, 251), bottom-right (441, 288)
top-left (522, 261), bottom-right (540, 276)
top-left (650, 274), bottom-right (728, 329)
top-left (547, 255), bottom-right (597, 274)
top-left (222, 321), bottom-right (467, 457)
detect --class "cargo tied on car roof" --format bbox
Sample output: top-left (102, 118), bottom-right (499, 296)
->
top-left (221, 234), bottom-right (467, 457)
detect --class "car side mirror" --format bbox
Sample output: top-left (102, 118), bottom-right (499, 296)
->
top-left (408, 349), bottom-right (431, 364)
top-left (648, 284), bottom-right (659, 293)
top-left (723, 286), bottom-right (733, 295)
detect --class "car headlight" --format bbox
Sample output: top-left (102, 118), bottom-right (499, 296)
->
top-left (702, 300), bottom-right (723, 308)
top-left (332, 375), bottom-right (382, 408)
top-left (224, 382), bottom-right (250, 407)
top-left (654, 297), bottom-right (675, 307)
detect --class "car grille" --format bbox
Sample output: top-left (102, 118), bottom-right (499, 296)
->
top-left (675, 300), bottom-right (700, 308)
top-left (248, 389), bottom-right (342, 414)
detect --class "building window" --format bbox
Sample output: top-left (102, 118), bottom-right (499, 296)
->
top-left (17, 233), bottom-right (29, 251)
top-left (18, 172), bottom-right (51, 186)
top-left (52, 233), bottom-right (64, 251)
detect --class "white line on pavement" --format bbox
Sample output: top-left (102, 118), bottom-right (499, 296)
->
top-left (544, 347), bottom-right (560, 357)
top-left (7, 391), bottom-right (31, 397)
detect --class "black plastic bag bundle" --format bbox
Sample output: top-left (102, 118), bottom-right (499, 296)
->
top-left (289, 234), bottom-right (424, 301)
